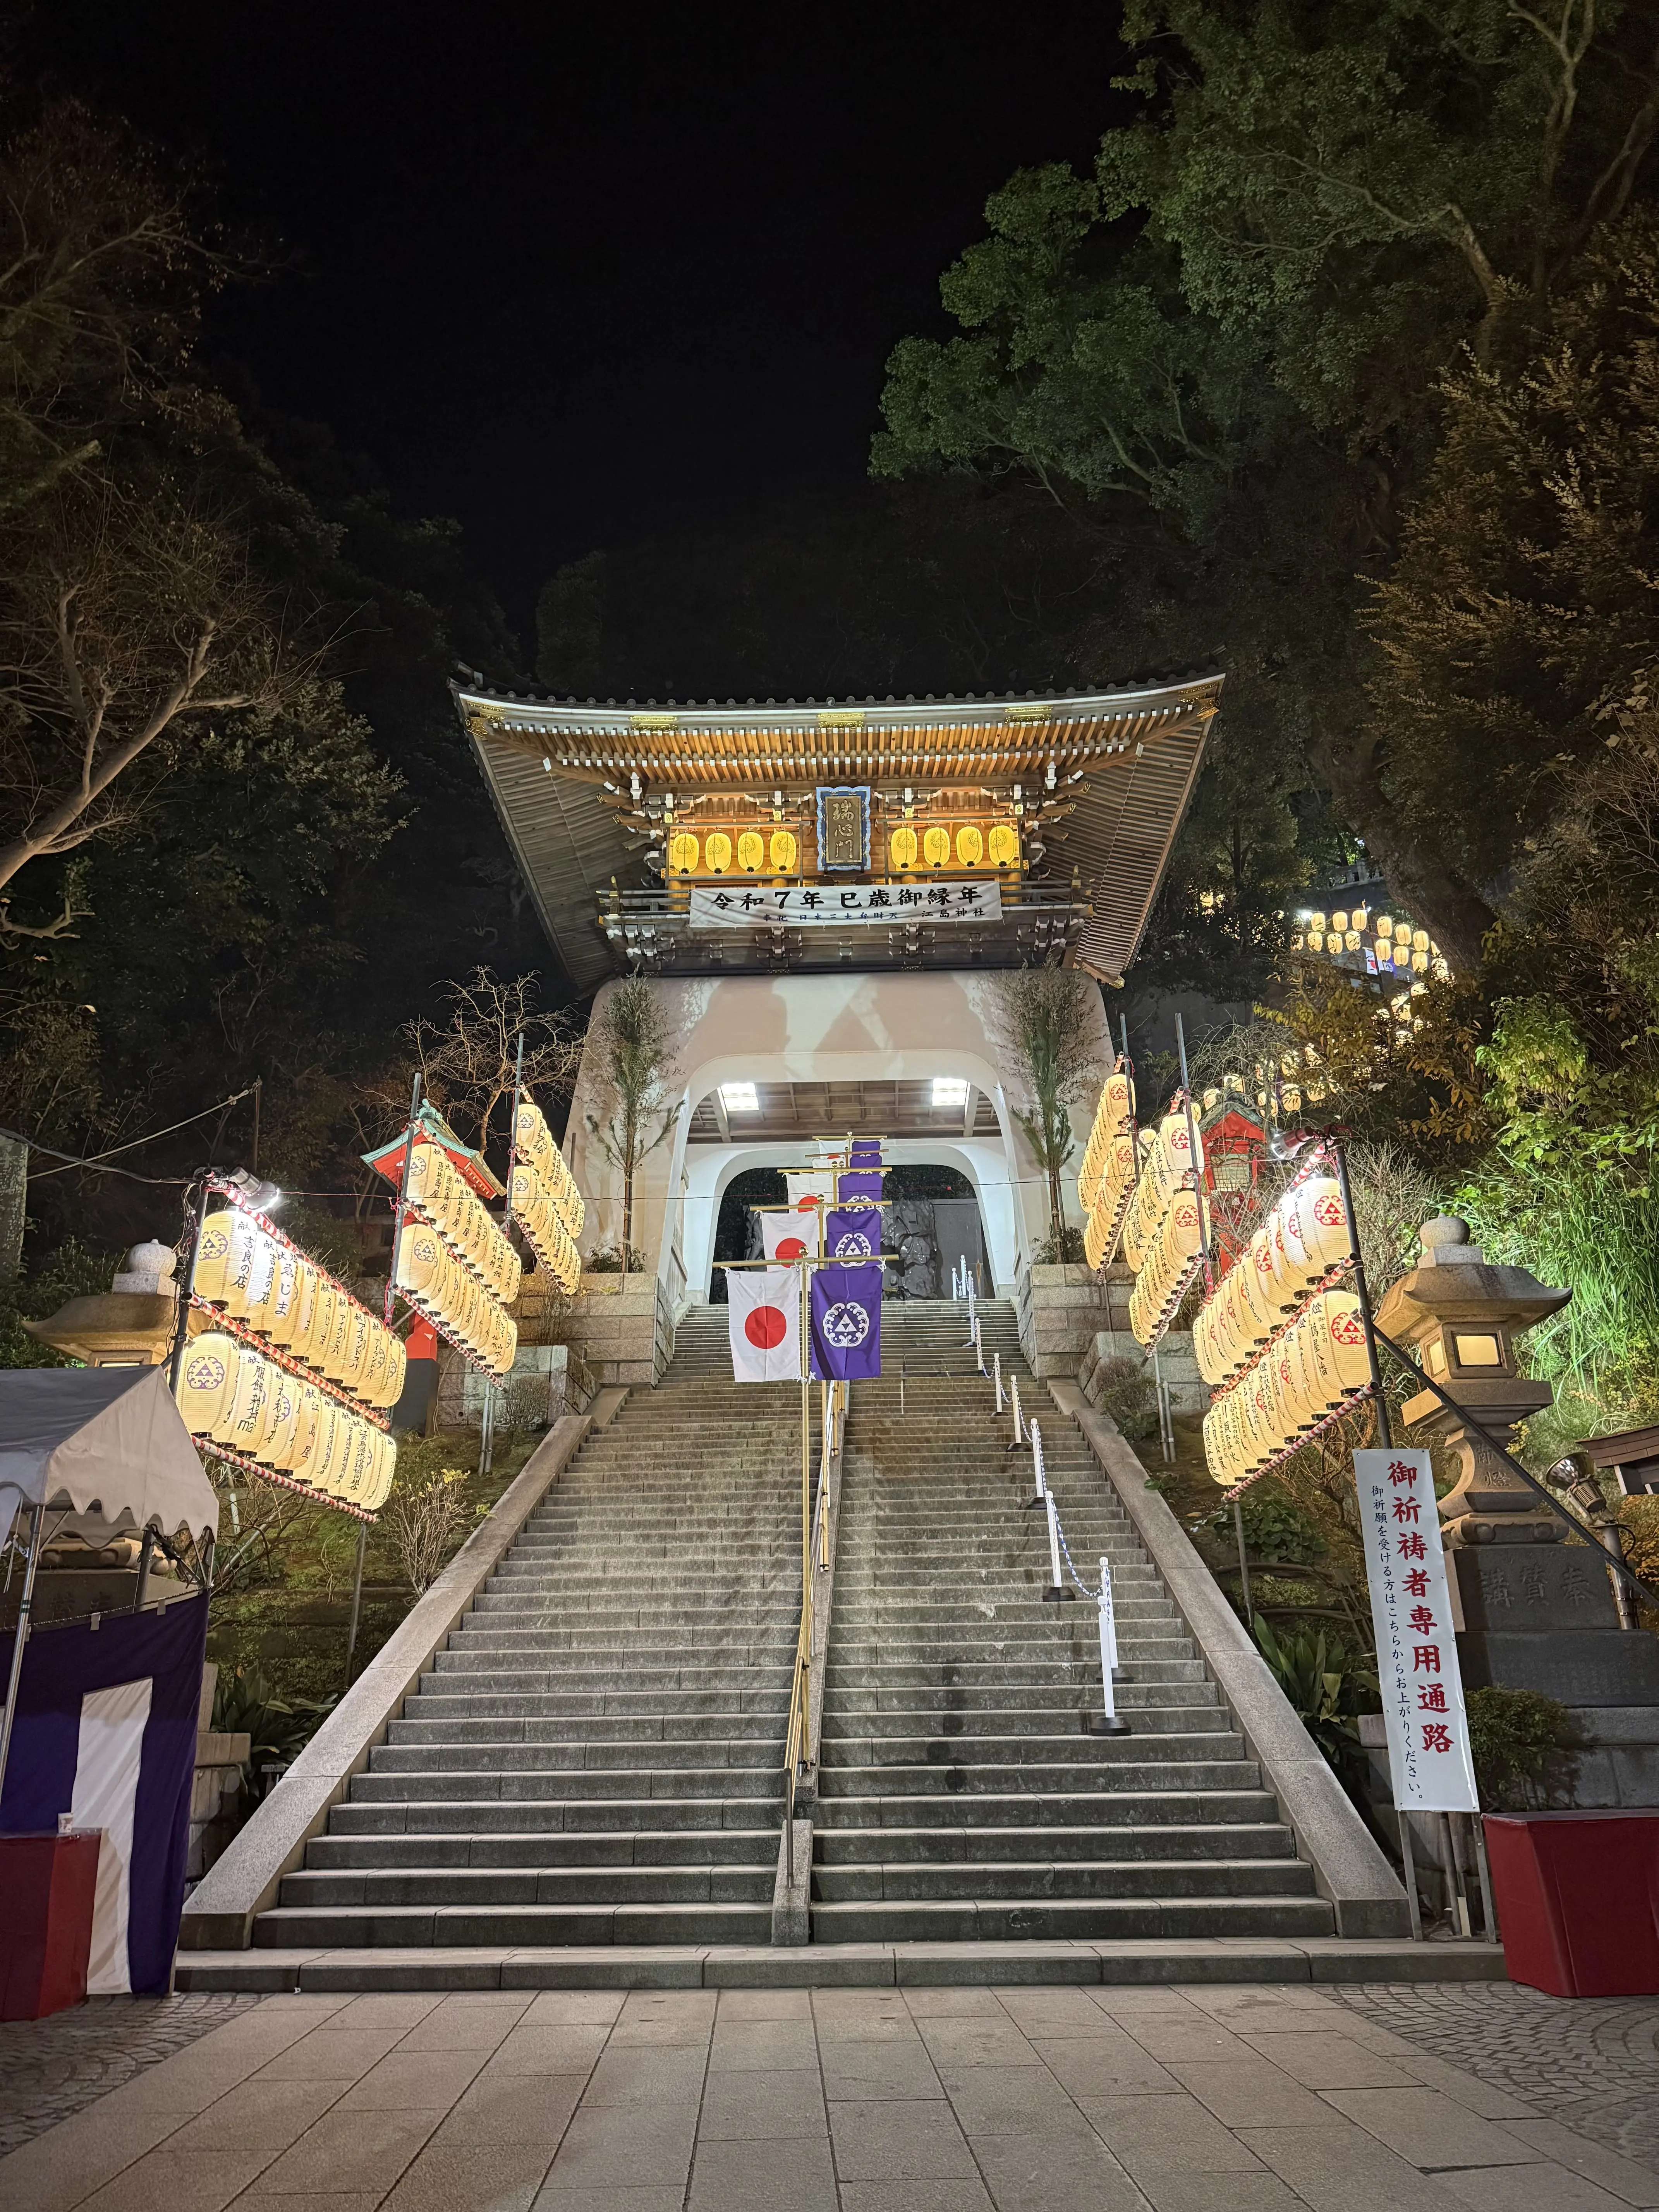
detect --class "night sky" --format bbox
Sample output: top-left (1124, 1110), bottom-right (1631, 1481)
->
top-left (21, 0), bottom-right (1127, 631)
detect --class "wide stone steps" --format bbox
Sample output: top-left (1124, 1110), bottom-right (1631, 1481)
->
top-left (251, 1367), bottom-right (800, 1952)
top-left (811, 1372), bottom-right (1333, 1947)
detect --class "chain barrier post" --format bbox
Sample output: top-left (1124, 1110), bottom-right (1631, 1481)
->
top-left (1007, 1372), bottom-right (1026, 1452)
top-left (1089, 1553), bottom-right (1132, 1734)
top-left (1025, 1411), bottom-right (1046, 1508)
top-left (1034, 1424), bottom-right (1074, 1603)
top-left (993, 1351), bottom-right (1005, 1412)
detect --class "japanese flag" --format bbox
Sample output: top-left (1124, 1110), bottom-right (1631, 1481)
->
top-left (727, 1265), bottom-right (802, 1382)
top-left (785, 1171), bottom-right (836, 1212)
top-left (762, 1212), bottom-right (816, 1262)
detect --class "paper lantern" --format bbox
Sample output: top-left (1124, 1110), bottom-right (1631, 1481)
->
top-left (219, 1212), bottom-right (270, 1320)
top-left (262, 1245), bottom-right (301, 1348)
top-left (922, 825), bottom-right (951, 867)
top-left (667, 831), bottom-right (699, 872)
top-left (177, 1331), bottom-right (239, 1435)
top-left (705, 831), bottom-right (732, 874)
top-left (380, 1333), bottom-right (408, 1411)
top-left (737, 830), bottom-right (765, 872)
top-left (395, 1225), bottom-right (447, 1303)
top-left (263, 1370), bottom-right (303, 1470)
top-left (889, 825), bottom-right (918, 870)
top-left (220, 1343), bottom-right (275, 1456)
top-left (988, 822), bottom-right (1019, 867)
top-left (287, 1263), bottom-right (319, 1363)
top-left (242, 1232), bottom-right (281, 1334)
top-left (955, 824), bottom-right (984, 867)
top-left (287, 1382), bottom-right (324, 1482)
top-left (769, 827), bottom-right (797, 872)
top-left (1283, 1176), bottom-right (1353, 1284)
top-left (191, 1211), bottom-right (237, 1303)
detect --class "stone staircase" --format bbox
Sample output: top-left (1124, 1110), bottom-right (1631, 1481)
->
top-left (812, 1346), bottom-right (1333, 1943)
top-left (251, 1370), bottom-right (804, 1949)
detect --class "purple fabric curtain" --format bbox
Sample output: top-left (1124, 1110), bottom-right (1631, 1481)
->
top-left (824, 1207), bottom-right (881, 1259)
top-left (809, 1261), bottom-right (883, 1380)
top-left (836, 1170), bottom-right (884, 1201)
top-left (0, 1594), bottom-right (208, 1996)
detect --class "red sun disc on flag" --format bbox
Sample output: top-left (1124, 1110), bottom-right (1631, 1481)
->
top-left (744, 1305), bottom-right (788, 1349)
top-left (796, 1196), bottom-right (819, 1211)
top-left (776, 1237), bottom-right (807, 1261)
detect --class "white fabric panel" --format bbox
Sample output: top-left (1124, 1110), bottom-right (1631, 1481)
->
top-left (761, 1214), bottom-right (817, 1262)
top-left (70, 1676), bottom-right (153, 1995)
top-left (726, 1266), bottom-right (803, 1382)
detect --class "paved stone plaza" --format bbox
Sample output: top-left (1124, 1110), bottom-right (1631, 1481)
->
top-left (2, 1980), bottom-right (1657, 2212)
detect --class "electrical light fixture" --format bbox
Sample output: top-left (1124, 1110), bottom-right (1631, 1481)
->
top-left (720, 1082), bottom-right (759, 1113)
top-left (933, 1077), bottom-right (969, 1107)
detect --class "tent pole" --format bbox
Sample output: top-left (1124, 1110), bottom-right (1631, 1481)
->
top-left (0, 1499), bottom-right (46, 1811)
top-left (132, 1528), bottom-right (155, 1612)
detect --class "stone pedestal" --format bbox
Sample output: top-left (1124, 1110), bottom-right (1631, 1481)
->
top-left (1015, 1263), bottom-right (1109, 1377)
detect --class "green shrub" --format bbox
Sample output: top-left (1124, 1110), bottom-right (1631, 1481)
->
top-left (1466, 1686), bottom-right (1576, 1809)
top-left (1032, 1226), bottom-right (1087, 1264)
top-left (211, 1664), bottom-right (337, 1798)
top-left (1254, 1616), bottom-right (1379, 1791)
top-left (1093, 1355), bottom-right (1158, 1441)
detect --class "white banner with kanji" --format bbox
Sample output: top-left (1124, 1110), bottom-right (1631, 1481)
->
top-left (690, 883), bottom-right (1003, 930)
top-left (1354, 1448), bottom-right (1478, 1812)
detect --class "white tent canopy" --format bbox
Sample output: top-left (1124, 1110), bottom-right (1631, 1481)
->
top-left (0, 1367), bottom-right (218, 1542)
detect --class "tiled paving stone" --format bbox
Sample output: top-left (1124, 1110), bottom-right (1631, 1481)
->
top-left (1334, 1982), bottom-right (1659, 2178)
top-left (0, 1995), bottom-right (262, 2155)
top-left (0, 1980), bottom-right (1656, 2210)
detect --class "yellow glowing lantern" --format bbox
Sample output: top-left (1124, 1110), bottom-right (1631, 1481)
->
top-left (1350, 906), bottom-right (1369, 932)
top-left (954, 824), bottom-right (984, 867)
top-left (1376, 915), bottom-right (1394, 939)
top-left (737, 830), bottom-right (764, 873)
top-left (1344, 929), bottom-right (1361, 951)
top-left (177, 1331), bottom-right (239, 1436)
top-left (1307, 930), bottom-right (1324, 951)
top-left (1412, 927), bottom-right (1429, 950)
top-left (987, 822), bottom-right (1019, 867)
top-left (922, 825), bottom-right (951, 868)
top-left (889, 825), bottom-right (918, 870)
top-left (667, 830), bottom-right (699, 873)
top-left (1332, 910), bottom-right (1349, 933)
top-left (769, 828), bottom-right (797, 872)
top-left (705, 831), bottom-right (732, 874)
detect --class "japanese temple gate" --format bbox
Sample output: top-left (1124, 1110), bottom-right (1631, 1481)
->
top-left (451, 679), bottom-right (1220, 1316)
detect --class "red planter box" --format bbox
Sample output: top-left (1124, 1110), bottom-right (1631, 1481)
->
top-left (1484, 1810), bottom-right (1659, 1997)
top-left (0, 1832), bottom-right (101, 2020)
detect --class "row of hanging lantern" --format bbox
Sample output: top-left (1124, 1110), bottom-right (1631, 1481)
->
top-left (668, 828), bottom-right (798, 876)
top-left (887, 822), bottom-right (1020, 871)
top-left (1123, 1108), bottom-right (1207, 1346)
top-left (393, 1221), bottom-right (517, 1377)
top-left (1292, 903), bottom-right (1450, 981)
top-left (192, 1206), bottom-right (406, 1411)
top-left (178, 1331), bottom-right (397, 1510)
top-left (402, 1141), bottom-right (522, 1308)
top-left (1201, 1290), bottom-right (1372, 1486)
top-left (1078, 1071), bottom-right (1137, 1271)
top-left (510, 1099), bottom-right (586, 1294)
top-left (1193, 1171), bottom-right (1354, 1386)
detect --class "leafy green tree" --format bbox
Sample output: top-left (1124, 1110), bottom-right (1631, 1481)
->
top-left (872, 2), bottom-right (1659, 966)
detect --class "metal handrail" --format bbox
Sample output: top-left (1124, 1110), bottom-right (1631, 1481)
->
top-left (784, 1378), bottom-right (843, 1882)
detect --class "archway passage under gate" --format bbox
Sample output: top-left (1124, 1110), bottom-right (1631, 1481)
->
top-left (707, 1160), bottom-right (989, 1301)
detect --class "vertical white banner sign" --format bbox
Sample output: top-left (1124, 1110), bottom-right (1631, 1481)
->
top-left (1354, 1448), bottom-right (1478, 1813)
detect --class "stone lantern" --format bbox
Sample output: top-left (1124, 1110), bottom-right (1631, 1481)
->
top-left (1377, 1215), bottom-right (1659, 1798)
top-left (21, 1240), bottom-right (180, 1367)
top-left (1373, 1215), bottom-right (1568, 1546)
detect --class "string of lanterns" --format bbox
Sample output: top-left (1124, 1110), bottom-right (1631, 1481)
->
top-left (1194, 1162), bottom-right (1370, 1486)
top-left (1123, 1109), bottom-right (1207, 1346)
top-left (180, 1191), bottom-right (403, 1512)
top-left (1078, 1071), bottom-right (1138, 1271)
top-left (392, 1138), bottom-right (520, 1377)
top-left (510, 1099), bottom-right (586, 1294)
top-left (1292, 903), bottom-right (1449, 981)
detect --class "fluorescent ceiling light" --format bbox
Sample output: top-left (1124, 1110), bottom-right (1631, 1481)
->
top-left (720, 1082), bottom-right (759, 1112)
top-left (933, 1077), bottom-right (970, 1107)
